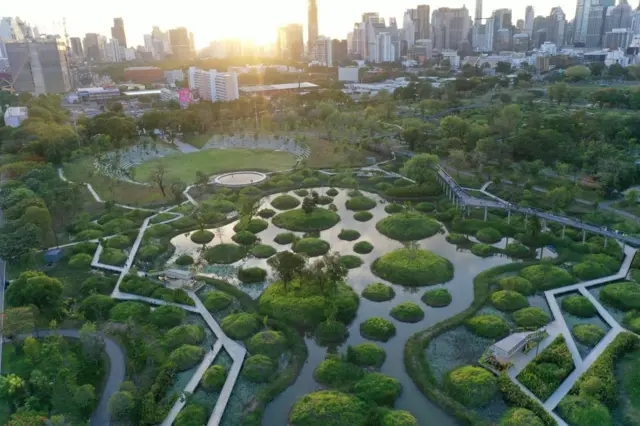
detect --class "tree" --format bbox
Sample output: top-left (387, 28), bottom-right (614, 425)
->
top-left (195, 170), bottom-right (209, 186)
top-left (108, 391), bottom-right (134, 420)
top-left (628, 64), bottom-right (640, 81)
top-left (448, 149), bottom-right (467, 176)
top-left (440, 116), bottom-right (469, 140)
top-left (0, 374), bottom-right (26, 403)
top-left (80, 322), bottom-right (104, 364)
top-left (495, 61), bottom-right (512, 74)
top-left (625, 189), bottom-right (638, 206)
top-left (151, 162), bottom-right (167, 196)
top-left (5, 271), bottom-right (63, 316)
top-left (268, 251), bottom-right (306, 291)
top-left (170, 179), bottom-right (186, 203)
top-left (547, 187), bottom-right (573, 211)
top-left (564, 65), bottom-right (591, 82)
top-left (1, 307), bottom-right (37, 338)
top-left (73, 384), bottom-right (96, 418)
top-left (400, 153), bottom-right (439, 185)
top-left (22, 206), bottom-right (53, 246)
top-left (302, 196), bottom-right (316, 214)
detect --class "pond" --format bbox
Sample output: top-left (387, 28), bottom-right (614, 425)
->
top-left (167, 188), bottom-right (520, 425)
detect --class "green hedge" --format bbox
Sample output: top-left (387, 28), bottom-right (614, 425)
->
top-left (246, 330), bottom-right (286, 358)
top-left (353, 241), bottom-right (374, 254)
top-left (107, 235), bottom-right (131, 249)
top-left (562, 295), bottom-right (596, 318)
top-left (498, 375), bottom-right (557, 426)
top-left (221, 312), bottom-right (261, 340)
top-left (557, 396), bottom-right (612, 426)
top-left (573, 324), bottom-right (606, 346)
top-left (498, 276), bottom-right (534, 296)
top-left (362, 283), bottom-right (395, 302)
top-left (238, 267), bottom-right (267, 284)
top-left (314, 320), bottom-right (347, 345)
top-left (314, 356), bottom-right (364, 387)
top-left (466, 314), bottom-right (510, 339)
top-left (168, 345), bottom-right (206, 371)
top-left (101, 248), bottom-right (127, 266)
top-left (354, 211), bottom-right (373, 222)
top-left (204, 291), bottom-right (233, 312)
top-left (69, 253), bottom-right (92, 269)
top-left (422, 289), bottom-right (452, 307)
top-left (376, 212), bottom-right (441, 241)
top-left (338, 229), bottom-right (361, 241)
top-left (360, 317), bottom-right (396, 342)
top-left (599, 282), bottom-right (640, 311)
top-left (353, 373), bottom-right (402, 406)
top-left (243, 354), bottom-right (277, 383)
top-left (443, 365), bottom-right (497, 408)
top-left (491, 290), bottom-right (529, 312)
top-left (520, 265), bottom-right (574, 291)
top-left (202, 365), bottom-right (226, 391)
top-left (274, 232), bottom-right (297, 245)
top-left (289, 390), bottom-right (369, 426)
top-left (372, 248), bottom-right (454, 287)
top-left (347, 343), bottom-right (386, 367)
top-left (512, 307), bottom-right (551, 329)
top-left (390, 302), bottom-right (425, 323)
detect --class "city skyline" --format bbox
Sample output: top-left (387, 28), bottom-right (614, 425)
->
top-left (3, 0), bottom-right (599, 50)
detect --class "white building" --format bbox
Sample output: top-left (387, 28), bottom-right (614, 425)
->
top-left (605, 49), bottom-right (629, 66)
top-left (160, 88), bottom-right (180, 102)
top-left (164, 69), bottom-right (185, 86)
top-left (441, 50), bottom-right (460, 69)
top-left (106, 38), bottom-right (122, 62)
top-left (188, 67), bottom-right (239, 102)
top-left (338, 66), bottom-right (360, 82)
top-left (3, 106), bottom-right (28, 127)
top-left (540, 42), bottom-right (558, 55)
top-left (313, 36), bottom-right (333, 66)
top-left (376, 32), bottom-right (394, 62)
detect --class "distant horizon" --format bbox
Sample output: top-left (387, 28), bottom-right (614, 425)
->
top-left (4, 0), bottom-right (598, 49)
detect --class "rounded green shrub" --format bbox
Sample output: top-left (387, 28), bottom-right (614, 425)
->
top-left (415, 202), bottom-right (435, 212)
top-left (238, 267), bottom-right (267, 283)
top-left (360, 317), bottom-right (396, 342)
top-left (76, 229), bottom-right (105, 240)
top-left (466, 315), bottom-right (510, 339)
top-left (498, 276), bottom-right (534, 296)
top-left (272, 208), bottom-right (340, 232)
top-left (376, 212), bottom-right (441, 241)
top-left (354, 211), bottom-right (373, 222)
top-left (422, 288), bottom-right (452, 307)
top-left (289, 390), bottom-right (368, 426)
top-left (242, 354), bottom-right (276, 382)
top-left (101, 248), bottom-right (127, 266)
top-left (271, 194), bottom-right (301, 210)
top-left (240, 186), bottom-right (262, 197)
top-left (491, 290), bottom-right (529, 312)
top-left (204, 244), bottom-right (246, 264)
top-left (385, 203), bottom-right (404, 214)
top-left (109, 302), bottom-right (149, 322)
top-left (205, 199), bottom-right (236, 213)
top-left (353, 241), bottom-right (374, 254)
top-left (504, 242), bottom-right (532, 259)
top-left (444, 365), bottom-right (497, 408)
top-left (102, 218), bottom-right (136, 234)
top-left (572, 262), bottom-right (609, 280)
top-left (340, 255), bottom-right (363, 269)
top-left (169, 345), bottom-right (206, 371)
top-left (175, 254), bottom-right (194, 266)
top-left (557, 395), bottom-right (612, 426)
top-left (149, 305), bottom-right (187, 329)
top-left (600, 282), bottom-right (640, 310)
top-left (471, 243), bottom-right (496, 257)
top-left (204, 291), bottom-right (233, 312)
top-left (520, 265), bottom-right (574, 291)
top-left (381, 410), bottom-right (418, 426)
top-left (372, 248), bottom-right (454, 286)
top-left (316, 195), bottom-right (333, 205)
top-left (623, 311), bottom-right (640, 333)
top-left (71, 241), bottom-right (98, 255)
top-left (292, 238), bottom-right (330, 257)
top-left (326, 188), bottom-right (339, 197)
top-left (138, 245), bottom-right (162, 261)
top-left (69, 253), bottom-right (92, 269)
top-left (80, 294), bottom-right (116, 320)
top-left (315, 320), bottom-right (347, 345)
top-left (235, 219), bottom-right (269, 234)
top-left (573, 324), bottom-right (605, 346)
top-left (584, 254), bottom-right (619, 271)
top-left (347, 343), bottom-right (386, 367)
top-left (512, 307), bottom-right (551, 329)
top-left (338, 229), bottom-right (361, 241)
top-left (146, 224), bottom-right (172, 237)
top-left (232, 230), bottom-right (257, 245)
top-left (202, 365), bottom-right (226, 391)
top-left (258, 208), bottom-right (276, 219)
top-left (277, 179), bottom-right (295, 188)
top-left (251, 244), bottom-right (277, 259)
top-left (353, 373), bottom-right (402, 406)
top-left (295, 189), bottom-right (309, 197)
top-left (362, 283), bottom-right (395, 302)
top-left (246, 330), bottom-right (286, 358)
top-left (80, 276), bottom-right (116, 296)
top-left (499, 408), bottom-right (545, 426)
top-left (476, 227), bottom-right (502, 243)
top-left (171, 216), bottom-right (197, 230)
top-left (274, 232), bottom-right (297, 245)
top-left (390, 302), bottom-right (425, 323)
top-left (375, 182), bottom-right (393, 191)
top-left (562, 295), bottom-right (597, 318)
top-left (175, 403), bottom-right (206, 426)
top-left (163, 325), bottom-right (206, 351)
top-left (190, 230), bottom-right (214, 244)
top-left (446, 233), bottom-right (468, 245)
top-left (107, 235), bottom-right (131, 249)
top-left (221, 312), bottom-right (260, 340)
top-left (314, 356), bottom-right (364, 386)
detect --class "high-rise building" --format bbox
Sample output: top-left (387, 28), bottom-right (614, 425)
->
top-left (111, 17), bottom-right (127, 48)
top-left (416, 5), bottom-right (431, 40)
top-left (487, 8), bottom-right (512, 51)
top-left (106, 38), bottom-right (122, 62)
top-left (313, 36), bottom-right (332, 66)
top-left (365, 15), bottom-right (388, 62)
top-left (332, 39), bottom-right (348, 64)
top-left (431, 7), bottom-right (471, 51)
top-left (604, 27), bottom-right (632, 48)
top-left (472, 0), bottom-right (483, 49)
top-left (586, 5), bottom-right (607, 48)
top-left (0, 17), bottom-right (26, 58)
top-left (188, 67), bottom-right (239, 102)
top-left (525, 6), bottom-right (535, 37)
top-left (604, 0), bottom-right (632, 32)
top-left (6, 37), bottom-right (72, 94)
top-left (517, 19), bottom-right (525, 30)
top-left (70, 37), bottom-right (84, 59)
top-left (574, 0), bottom-right (595, 44)
top-left (308, 0), bottom-right (319, 53)
top-left (169, 27), bottom-right (193, 60)
top-left (549, 7), bottom-right (567, 47)
top-left (403, 10), bottom-right (416, 48)
top-left (83, 33), bottom-right (101, 62)
top-left (277, 24), bottom-right (304, 61)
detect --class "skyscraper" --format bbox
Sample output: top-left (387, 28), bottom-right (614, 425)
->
top-left (277, 24), bottom-right (304, 61)
top-left (70, 37), bottom-right (84, 59)
top-left (83, 33), bottom-right (101, 61)
top-left (586, 5), bottom-right (606, 47)
top-left (473, 0), bottom-right (483, 49)
top-left (6, 37), bottom-right (72, 94)
top-left (525, 6), bottom-right (534, 37)
top-left (549, 7), bottom-right (567, 47)
top-left (431, 7), bottom-right (471, 50)
top-left (604, 0), bottom-right (632, 32)
top-left (169, 27), bottom-right (193, 60)
top-left (574, 0), bottom-right (592, 44)
top-left (416, 5), bottom-right (431, 40)
top-left (308, 0), bottom-right (319, 54)
top-left (111, 17), bottom-right (127, 48)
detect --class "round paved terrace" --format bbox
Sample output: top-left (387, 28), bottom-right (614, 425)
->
top-left (213, 171), bottom-right (267, 187)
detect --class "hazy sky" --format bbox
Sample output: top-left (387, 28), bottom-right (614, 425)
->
top-left (6, 0), bottom-right (582, 49)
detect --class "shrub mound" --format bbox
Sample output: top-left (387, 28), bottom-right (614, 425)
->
top-left (190, 230), bottom-right (214, 244)
top-left (444, 365), bottom-right (497, 408)
top-left (520, 265), bottom-right (574, 291)
top-left (471, 243), bottom-right (496, 257)
top-left (232, 230), bottom-right (258, 245)
top-left (623, 310), bottom-right (640, 333)
top-left (498, 276), bottom-right (534, 296)
top-left (572, 261), bottom-right (610, 280)
top-left (353, 241), bottom-right (374, 254)
top-left (175, 254), bottom-right (194, 266)
top-left (234, 219), bottom-right (269, 234)
top-left (557, 395), bottom-right (612, 426)
top-left (202, 365), bottom-right (226, 391)
top-left (169, 345), bottom-right (206, 371)
top-left (372, 248), bottom-right (453, 286)
top-left (600, 281), bottom-right (640, 310)
top-left (421, 288), bottom-right (452, 307)
top-left (346, 196), bottom-right (377, 211)
top-left (476, 227), bottom-right (502, 244)
top-left (175, 404), bottom-right (206, 426)
top-left (499, 408), bottom-right (545, 426)
top-left (390, 302), bottom-right (425, 323)
top-left (314, 356), bottom-right (364, 386)
top-left (163, 325), bottom-right (206, 351)
top-left (446, 233), bottom-right (468, 245)
top-left (273, 207), bottom-right (340, 232)
top-left (353, 373), bottom-right (402, 406)
top-left (360, 317), bottom-right (396, 342)
top-left (146, 224), bottom-right (172, 237)
top-left (385, 203), bottom-right (404, 214)
top-left (204, 244), bottom-right (246, 264)
top-left (289, 390), bottom-right (369, 426)
top-left (415, 202), bottom-right (435, 213)
top-left (242, 354), bottom-right (276, 383)
top-left (354, 211), bottom-right (373, 222)
top-left (251, 244), bottom-right (277, 259)
top-left (258, 208), bottom-right (276, 219)
top-left (573, 324), bottom-right (606, 346)
top-left (292, 238), bottom-right (330, 257)
top-left (340, 255), bottom-right (363, 269)
top-left (517, 336), bottom-right (574, 400)
top-left (376, 212), bottom-right (441, 241)
top-left (315, 320), bottom-right (347, 345)
top-left (491, 290), bottom-right (529, 312)
top-left (381, 411), bottom-right (418, 426)
top-left (466, 314), bottom-right (510, 339)
top-left (101, 248), bottom-right (127, 266)
top-left (562, 295), bottom-right (597, 318)
top-left (295, 189), bottom-right (309, 197)
top-left (362, 283), bottom-right (395, 302)
top-left (107, 235), bottom-right (131, 249)
top-left (238, 267), bottom-right (267, 283)
top-left (246, 330), bottom-right (286, 358)
top-left (221, 312), bottom-right (260, 340)
top-left (338, 229), bottom-right (361, 241)
top-left (347, 343), bottom-right (386, 367)
top-left (512, 307), bottom-right (551, 329)
top-left (149, 305), bottom-right (187, 329)
top-left (274, 232), bottom-right (297, 245)
top-left (270, 194), bottom-right (301, 210)
top-left (204, 291), bottom-right (233, 312)
top-left (69, 253), bottom-right (92, 269)
top-left (109, 301), bottom-right (150, 322)
top-left (326, 188), bottom-right (339, 197)
top-left (504, 242), bottom-right (532, 259)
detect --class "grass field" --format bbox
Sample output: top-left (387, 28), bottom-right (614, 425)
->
top-left (183, 132), bottom-right (215, 149)
top-left (303, 137), bottom-right (385, 168)
top-left (133, 149), bottom-right (297, 183)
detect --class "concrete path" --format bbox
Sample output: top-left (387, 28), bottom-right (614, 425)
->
top-left (173, 138), bottom-right (201, 153)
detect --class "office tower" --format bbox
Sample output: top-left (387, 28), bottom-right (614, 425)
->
top-left (352, 22), bottom-right (366, 57)
top-left (346, 32), bottom-right (354, 53)
top-left (416, 5), bottom-right (431, 40)
top-left (486, 8), bottom-right (512, 50)
top-left (574, 0), bottom-right (594, 44)
top-left (106, 38), bottom-right (122, 62)
top-left (187, 67), bottom-right (239, 102)
top-left (98, 36), bottom-right (108, 61)
top-left (632, 10), bottom-right (640, 33)
top-left (604, 27), bottom-right (632, 48)
top-left (6, 38), bottom-right (72, 94)
top-left (365, 15), bottom-right (387, 62)
top-left (332, 39), bottom-right (348, 63)
top-left (0, 17), bottom-right (26, 58)
top-left (549, 7), bottom-right (567, 47)
top-left (70, 37), bottom-right (84, 59)
top-left (517, 19), bottom-right (525, 30)
top-left (83, 33), bottom-right (101, 61)
top-left (586, 5), bottom-right (607, 47)
top-left (189, 32), bottom-right (196, 56)
top-left (277, 24), bottom-right (304, 61)
top-left (604, 0), bottom-right (632, 32)
top-left (431, 7), bottom-right (471, 51)
top-left (144, 34), bottom-right (154, 55)
top-left (169, 27), bottom-right (192, 60)
top-left (308, 0), bottom-right (319, 53)
top-left (525, 6), bottom-right (535, 37)
top-left (565, 21), bottom-right (575, 45)
top-left (111, 17), bottom-right (127, 48)
top-left (472, 0), bottom-right (483, 49)
top-left (313, 36), bottom-right (332, 66)
top-left (403, 10), bottom-right (416, 48)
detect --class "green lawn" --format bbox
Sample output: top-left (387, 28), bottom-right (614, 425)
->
top-left (183, 132), bottom-right (214, 149)
top-left (133, 149), bottom-right (297, 183)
